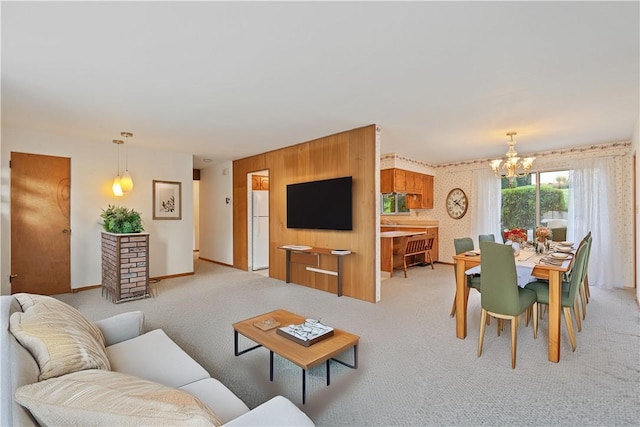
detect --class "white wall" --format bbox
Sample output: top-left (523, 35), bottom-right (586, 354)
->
top-left (199, 161), bottom-right (233, 265)
top-left (633, 118), bottom-right (640, 303)
top-left (1, 128), bottom-right (194, 294)
top-left (193, 180), bottom-right (200, 251)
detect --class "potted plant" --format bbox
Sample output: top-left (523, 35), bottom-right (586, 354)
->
top-left (100, 205), bottom-right (144, 234)
top-left (99, 205), bottom-right (149, 303)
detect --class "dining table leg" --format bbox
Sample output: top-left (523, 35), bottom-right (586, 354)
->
top-left (455, 260), bottom-right (468, 339)
top-left (548, 270), bottom-right (562, 362)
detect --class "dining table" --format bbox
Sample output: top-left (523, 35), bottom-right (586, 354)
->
top-left (453, 245), bottom-right (573, 363)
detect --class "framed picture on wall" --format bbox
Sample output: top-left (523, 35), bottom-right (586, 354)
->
top-left (153, 180), bottom-right (182, 220)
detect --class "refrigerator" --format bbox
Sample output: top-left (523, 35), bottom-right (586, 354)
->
top-left (251, 190), bottom-right (269, 270)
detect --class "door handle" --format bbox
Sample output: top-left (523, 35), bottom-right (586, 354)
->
top-left (62, 229), bottom-right (71, 234)
top-left (9, 274), bottom-right (18, 283)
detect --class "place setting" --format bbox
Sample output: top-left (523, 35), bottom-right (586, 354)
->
top-left (538, 251), bottom-right (572, 266)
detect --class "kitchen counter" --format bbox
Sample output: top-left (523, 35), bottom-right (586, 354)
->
top-left (380, 219), bottom-right (438, 228)
top-left (380, 224), bottom-right (439, 274)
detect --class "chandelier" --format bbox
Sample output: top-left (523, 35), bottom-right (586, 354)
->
top-left (490, 132), bottom-right (535, 181)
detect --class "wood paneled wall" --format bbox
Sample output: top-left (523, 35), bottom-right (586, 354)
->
top-left (233, 124), bottom-right (378, 302)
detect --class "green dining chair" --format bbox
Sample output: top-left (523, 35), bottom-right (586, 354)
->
top-left (550, 227), bottom-right (567, 242)
top-left (450, 238), bottom-right (482, 318)
top-left (524, 239), bottom-right (589, 352)
top-left (478, 234), bottom-right (495, 243)
top-left (578, 232), bottom-right (593, 318)
top-left (562, 232), bottom-right (591, 323)
top-left (477, 241), bottom-right (537, 369)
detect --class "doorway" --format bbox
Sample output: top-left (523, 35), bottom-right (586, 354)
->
top-left (11, 152), bottom-right (71, 295)
top-left (248, 170), bottom-right (269, 274)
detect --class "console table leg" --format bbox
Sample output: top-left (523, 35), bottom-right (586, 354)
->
top-left (285, 250), bottom-right (291, 283)
top-left (337, 255), bottom-right (343, 296)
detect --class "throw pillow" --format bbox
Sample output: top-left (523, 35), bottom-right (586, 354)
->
top-left (15, 369), bottom-right (223, 426)
top-left (9, 293), bottom-right (111, 380)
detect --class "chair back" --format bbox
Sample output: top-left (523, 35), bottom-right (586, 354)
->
top-left (565, 241), bottom-right (589, 303)
top-left (551, 227), bottom-right (567, 242)
top-left (405, 234), bottom-right (428, 256)
top-left (453, 237), bottom-right (475, 285)
top-left (479, 242), bottom-right (520, 316)
top-left (584, 231), bottom-right (592, 276)
top-left (393, 236), bottom-right (409, 256)
top-left (564, 232), bottom-right (591, 281)
top-left (478, 234), bottom-right (495, 243)
top-left (425, 237), bottom-right (435, 251)
top-left (454, 237), bottom-right (474, 255)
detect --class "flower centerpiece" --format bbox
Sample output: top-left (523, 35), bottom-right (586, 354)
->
top-left (533, 226), bottom-right (552, 254)
top-left (503, 228), bottom-right (527, 244)
top-left (535, 226), bottom-right (551, 243)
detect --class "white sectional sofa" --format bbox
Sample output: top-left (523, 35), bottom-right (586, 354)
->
top-left (1, 294), bottom-right (314, 426)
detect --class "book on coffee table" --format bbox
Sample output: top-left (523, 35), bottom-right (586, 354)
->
top-left (253, 318), bottom-right (281, 331)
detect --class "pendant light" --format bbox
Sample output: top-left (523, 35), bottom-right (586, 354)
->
top-left (119, 132), bottom-right (134, 193)
top-left (112, 139), bottom-right (124, 197)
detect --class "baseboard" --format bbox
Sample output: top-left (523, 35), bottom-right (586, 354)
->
top-left (198, 257), bottom-right (233, 267)
top-left (151, 271), bottom-right (195, 281)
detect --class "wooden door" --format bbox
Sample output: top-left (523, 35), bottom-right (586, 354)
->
top-left (11, 152), bottom-right (71, 295)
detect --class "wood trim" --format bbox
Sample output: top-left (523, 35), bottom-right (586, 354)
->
top-left (150, 272), bottom-right (195, 281)
top-left (199, 257), bottom-right (233, 267)
top-left (72, 285), bottom-right (102, 293)
top-left (233, 125), bottom-right (378, 302)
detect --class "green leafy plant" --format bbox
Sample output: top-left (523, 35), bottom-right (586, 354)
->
top-left (100, 205), bottom-right (144, 234)
top-left (501, 185), bottom-right (566, 230)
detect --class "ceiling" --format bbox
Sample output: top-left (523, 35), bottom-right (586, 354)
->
top-left (2, 1), bottom-right (638, 170)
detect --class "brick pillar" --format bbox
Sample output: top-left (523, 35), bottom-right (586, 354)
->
top-left (101, 232), bottom-right (150, 303)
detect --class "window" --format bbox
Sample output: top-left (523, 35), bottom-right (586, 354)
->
top-left (500, 171), bottom-right (570, 240)
top-left (381, 193), bottom-right (409, 214)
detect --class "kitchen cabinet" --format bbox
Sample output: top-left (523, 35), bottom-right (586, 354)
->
top-left (405, 171), bottom-right (423, 193)
top-left (380, 168), bottom-right (433, 209)
top-left (381, 170), bottom-right (392, 193)
top-left (421, 174), bottom-right (433, 208)
top-left (251, 175), bottom-right (269, 190)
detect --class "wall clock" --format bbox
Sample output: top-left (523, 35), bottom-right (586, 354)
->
top-left (446, 188), bottom-right (468, 219)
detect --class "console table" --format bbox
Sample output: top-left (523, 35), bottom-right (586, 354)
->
top-left (278, 246), bottom-right (353, 297)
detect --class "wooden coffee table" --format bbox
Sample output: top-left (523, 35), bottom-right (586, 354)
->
top-left (233, 309), bottom-right (359, 404)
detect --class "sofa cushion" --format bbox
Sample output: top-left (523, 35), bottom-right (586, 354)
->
top-left (9, 293), bottom-right (110, 381)
top-left (94, 310), bottom-right (144, 346)
top-left (15, 369), bottom-right (223, 426)
top-left (179, 378), bottom-right (249, 424)
top-left (223, 396), bottom-right (315, 426)
top-left (106, 329), bottom-right (210, 388)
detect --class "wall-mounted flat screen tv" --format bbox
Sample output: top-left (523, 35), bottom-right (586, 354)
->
top-left (286, 176), bottom-right (353, 231)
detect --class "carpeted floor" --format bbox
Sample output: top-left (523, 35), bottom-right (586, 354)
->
top-left (55, 259), bottom-right (640, 426)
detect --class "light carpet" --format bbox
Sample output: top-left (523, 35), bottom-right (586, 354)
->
top-left (54, 260), bottom-right (640, 426)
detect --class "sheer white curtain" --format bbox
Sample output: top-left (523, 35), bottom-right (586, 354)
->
top-left (568, 157), bottom-right (623, 289)
top-left (471, 168), bottom-right (502, 247)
